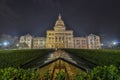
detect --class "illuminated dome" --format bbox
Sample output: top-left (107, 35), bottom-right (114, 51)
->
top-left (54, 14), bottom-right (66, 31)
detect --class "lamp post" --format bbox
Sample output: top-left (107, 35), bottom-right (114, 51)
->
top-left (113, 42), bottom-right (117, 45)
top-left (112, 41), bottom-right (120, 49)
top-left (16, 43), bottom-right (19, 49)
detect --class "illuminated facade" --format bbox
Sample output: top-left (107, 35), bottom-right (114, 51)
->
top-left (33, 37), bottom-right (46, 49)
top-left (46, 14), bottom-right (74, 48)
top-left (19, 34), bottom-right (32, 48)
top-left (74, 37), bottom-right (88, 49)
top-left (87, 34), bottom-right (101, 49)
top-left (19, 14), bottom-right (101, 49)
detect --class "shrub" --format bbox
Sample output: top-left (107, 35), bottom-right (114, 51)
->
top-left (73, 65), bottom-right (120, 80)
top-left (0, 67), bottom-right (39, 80)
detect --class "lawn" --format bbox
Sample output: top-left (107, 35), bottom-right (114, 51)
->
top-left (64, 49), bottom-right (120, 67)
top-left (0, 49), bottom-right (54, 68)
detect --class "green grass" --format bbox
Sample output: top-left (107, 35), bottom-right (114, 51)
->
top-left (0, 49), bottom-right (54, 68)
top-left (64, 49), bottom-right (120, 66)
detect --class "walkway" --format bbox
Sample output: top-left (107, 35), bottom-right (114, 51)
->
top-left (43, 50), bottom-right (79, 80)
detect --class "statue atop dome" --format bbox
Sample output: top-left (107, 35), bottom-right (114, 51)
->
top-left (54, 14), bottom-right (66, 31)
top-left (58, 13), bottom-right (61, 19)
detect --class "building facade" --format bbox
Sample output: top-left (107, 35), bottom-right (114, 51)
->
top-left (33, 37), bottom-right (46, 49)
top-left (19, 14), bottom-right (101, 49)
top-left (46, 14), bottom-right (74, 48)
top-left (74, 37), bottom-right (88, 49)
top-left (19, 34), bottom-right (33, 49)
top-left (87, 34), bottom-right (101, 49)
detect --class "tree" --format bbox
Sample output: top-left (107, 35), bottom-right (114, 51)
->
top-left (0, 34), bottom-right (19, 49)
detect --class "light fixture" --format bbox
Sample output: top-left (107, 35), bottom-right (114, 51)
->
top-left (113, 41), bottom-right (117, 45)
top-left (3, 41), bottom-right (10, 46)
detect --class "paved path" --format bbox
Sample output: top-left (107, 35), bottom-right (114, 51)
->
top-left (44, 50), bottom-right (77, 64)
top-left (43, 50), bottom-right (77, 80)
top-left (21, 50), bottom-right (96, 79)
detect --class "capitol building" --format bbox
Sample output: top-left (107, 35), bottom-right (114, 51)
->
top-left (19, 14), bottom-right (101, 49)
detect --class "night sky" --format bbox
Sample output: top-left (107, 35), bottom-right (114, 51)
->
top-left (0, 0), bottom-right (120, 43)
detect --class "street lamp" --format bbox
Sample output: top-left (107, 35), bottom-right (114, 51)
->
top-left (112, 41), bottom-right (120, 49)
top-left (16, 43), bottom-right (19, 49)
top-left (3, 41), bottom-right (10, 47)
top-left (113, 42), bottom-right (117, 45)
